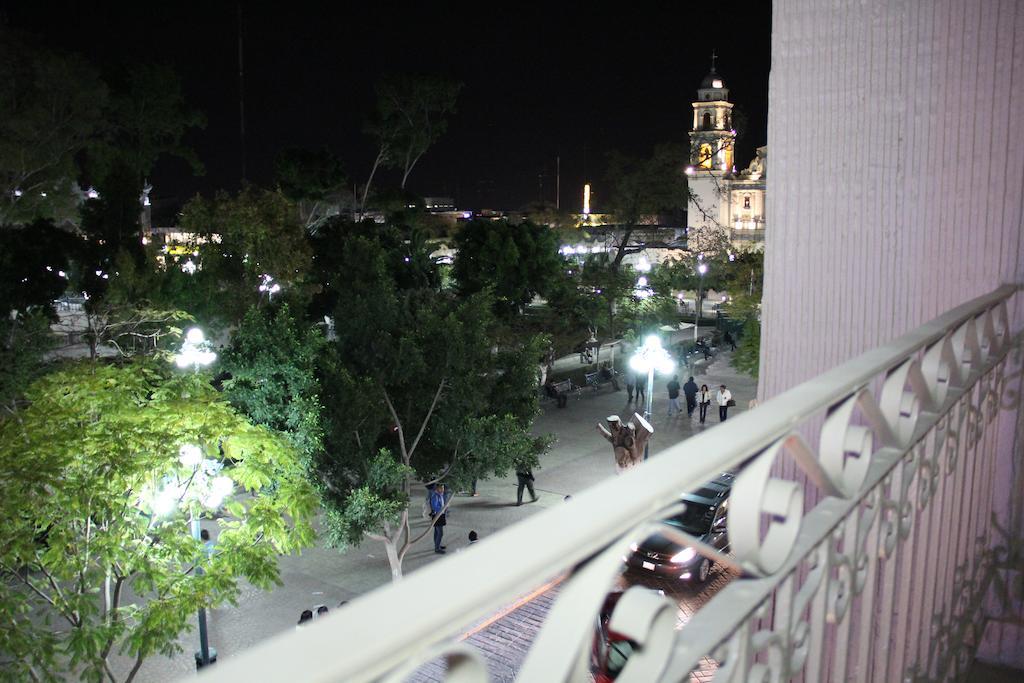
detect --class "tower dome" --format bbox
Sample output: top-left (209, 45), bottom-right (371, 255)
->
top-left (700, 69), bottom-right (725, 90)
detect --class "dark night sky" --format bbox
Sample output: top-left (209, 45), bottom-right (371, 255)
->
top-left (4, 2), bottom-right (771, 214)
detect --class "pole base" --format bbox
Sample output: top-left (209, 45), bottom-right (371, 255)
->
top-left (194, 647), bottom-right (218, 669)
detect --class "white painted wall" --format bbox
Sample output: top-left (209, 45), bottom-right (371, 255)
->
top-left (762, 0), bottom-right (1024, 668)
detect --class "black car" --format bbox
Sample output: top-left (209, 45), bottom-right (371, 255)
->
top-left (625, 472), bottom-right (733, 583)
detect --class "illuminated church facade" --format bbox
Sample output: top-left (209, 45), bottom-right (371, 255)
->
top-left (686, 65), bottom-right (767, 251)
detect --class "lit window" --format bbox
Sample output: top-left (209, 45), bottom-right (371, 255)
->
top-left (699, 144), bottom-right (713, 169)
top-left (712, 79), bottom-right (723, 89)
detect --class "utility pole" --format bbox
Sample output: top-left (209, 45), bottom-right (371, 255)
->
top-left (238, 3), bottom-right (247, 183)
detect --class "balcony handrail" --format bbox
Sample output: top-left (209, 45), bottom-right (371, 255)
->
top-left (199, 284), bottom-right (1021, 683)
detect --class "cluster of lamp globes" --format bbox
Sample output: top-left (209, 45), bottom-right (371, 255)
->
top-left (630, 335), bottom-right (676, 375)
top-left (148, 445), bottom-right (234, 517)
top-left (144, 328), bottom-right (232, 518)
top-left (258, 273), bottom-right (281, 299)
top-left (174, 328), bottom-right (217, 370)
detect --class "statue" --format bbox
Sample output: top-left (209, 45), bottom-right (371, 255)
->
top-left (596, 413), bottom-right (654, 473)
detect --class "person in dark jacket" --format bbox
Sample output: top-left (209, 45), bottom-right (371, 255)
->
top-left (683, 376), bottom-right (699, 417)
top-left (516, 467), bottom-right (538, 506)
top-left (666, 375), bottom-right (682, 416)
top-left (429, 483), bottom-right (448, 553)
top-left (724, 330), bottom-right (737, 351)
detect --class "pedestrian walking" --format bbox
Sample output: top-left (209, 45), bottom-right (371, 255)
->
top-left (634, 374), bottom-right (646, 404)
top-left (666, 375), bottom-right (682, 416)
top-left (698, 384), bottom-right (711, 424)
top-left (429, 483), bottom-right (448, 553)
top-left (724, 330), bottom-right (737, 351)
top-left (683, 376), bottom-right (699, 417)
top-left (626, 369), bottom-right (635, 402)
top-left (716, 384), bottom-right (733, 422)
top-left (516, 466), bottom-right (538, 506)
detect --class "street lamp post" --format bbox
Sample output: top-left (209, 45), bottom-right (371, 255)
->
top-left (172, 332), bottom-right (219, 669)
top-left (694, 262), bottom-right (708, 341)
top-left (258, 274), bottom-right (281, 302)
top-left (629, 335), bottom-right (675, 461)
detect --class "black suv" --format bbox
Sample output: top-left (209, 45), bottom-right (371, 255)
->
top-left (625, 472), bottom-right (733, 583)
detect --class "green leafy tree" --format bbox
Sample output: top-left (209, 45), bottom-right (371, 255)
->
top-left (98, 63), bottom-right (205, 186)
top-left (0, 30), bottom-right (107, 224)
top-left (725, 293), bottom-right (761, 377)
top-left (0, 311), bottom-right (54, 416)
top-left (452, 219), bottom-right (564, 317)
top-left (65, 251), bottom-right (194, 361)
top-left (0, 219), bottom-right (77, 316)
top-left (315, 233), bottom-right (547, 580)
top-left (221, 305), bottom-right (325, 459)
top-left (0, 362), bottom-right (317, 682)
top-left (181, 187), bottom-right (313, 317)
top-left (79, 162), bottom-right (147, 300)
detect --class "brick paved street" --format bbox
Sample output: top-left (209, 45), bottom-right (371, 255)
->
top-left (114, 348), bottom-right (755, 682)
top-left (407, 561), bottom-right (736, 682)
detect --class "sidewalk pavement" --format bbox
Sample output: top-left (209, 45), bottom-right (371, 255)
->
top-left (118, 350), bottom-right (756, 682)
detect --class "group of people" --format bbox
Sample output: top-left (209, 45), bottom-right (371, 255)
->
top-left (667, 375), bottom-right (734, 423)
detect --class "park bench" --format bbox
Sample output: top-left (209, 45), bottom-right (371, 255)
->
top-left (584, 369), bottom-right (620, 393)
top-left (544, 379), bottom-right (576, 408)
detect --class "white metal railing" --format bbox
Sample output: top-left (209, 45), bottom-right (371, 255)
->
top-left (198, 285), bottom-right (1023, 683)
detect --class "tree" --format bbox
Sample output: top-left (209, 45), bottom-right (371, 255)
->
top-left (314, 233), bottom-right (547, 580)
top-left (604, 143), bottom-right (689, 270)
top-left (725, 293), bottom-right (761, 378)
top-left (79, 161), bottom-right (148, 300)
top-left (0, 362), bottom-right (317, 682)
top-left (0, 30), bottom-right (107, 224)
top-left (0, 311), bottom-right (54, 416)
top-left (98, 63), bottom-right (205, 186)
top-left (0, 219), bottom-right (77, 317)
top-left (274, 147), bottom-right (347, 233)
top-left (361, 74), bottom-right (461, 210)
top-left (180, 187), bottom-right (313, 315)
top-left (452, 219), bottom-right (564, 317)
top-left (221, 305), bottom-right (325, 459)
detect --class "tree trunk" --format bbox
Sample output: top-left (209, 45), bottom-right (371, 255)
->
top-left (361, 147), bottom-right (387, 216)
top-left (611, 226), bottom-right (636, 271)
top-left (383, 537), bottom-right (403, 581)
top-left (400, 152), bottom-right (422, 190)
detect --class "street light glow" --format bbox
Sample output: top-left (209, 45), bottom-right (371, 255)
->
top-left (179, 444), bottom-right (203, 468)
top-left (174, 328), bottom-right (217, 370)
top-left (698, 263), bottom-right (708, 275)
top-left (629, 335), bottom-right (674, 374)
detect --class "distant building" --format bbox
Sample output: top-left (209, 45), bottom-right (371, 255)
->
top-left (685, 65), bottom-right (766, 250)
top-left (422, 197), bottom-right (456, 211)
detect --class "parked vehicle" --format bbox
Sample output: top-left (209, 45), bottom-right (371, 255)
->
top-left (625, 472), bottom-right (734, 583)
top-left (591, 590), bottom-right (634, 683)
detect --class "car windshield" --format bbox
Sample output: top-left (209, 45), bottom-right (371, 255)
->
top-left (664, 500), bottom-right (714, 534)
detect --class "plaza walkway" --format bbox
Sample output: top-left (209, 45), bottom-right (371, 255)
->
top-left (117, 350), bottom-right (757, 682)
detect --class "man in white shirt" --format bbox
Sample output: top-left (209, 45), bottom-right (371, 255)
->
top-left (716, 384), bottom-right (733, 422)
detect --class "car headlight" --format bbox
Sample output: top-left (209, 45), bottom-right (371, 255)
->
top-left (670, 547), bottom-right (696, 564)
top-left (629, 542), bottom-right (639, 552)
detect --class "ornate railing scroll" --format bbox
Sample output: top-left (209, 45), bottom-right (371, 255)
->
top-left (198, 286), bottom-right (1022, 683)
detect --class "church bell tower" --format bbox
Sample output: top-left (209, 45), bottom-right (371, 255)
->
top-left (686, 52), bottom-right (736, 240)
